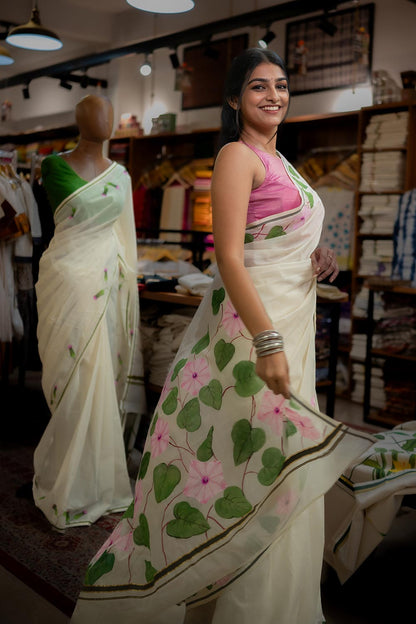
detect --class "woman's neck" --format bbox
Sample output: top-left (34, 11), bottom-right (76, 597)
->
top-left (240, 129), bottom-right (277, 156)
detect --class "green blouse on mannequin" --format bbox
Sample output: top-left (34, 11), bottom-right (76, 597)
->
top-left (41, 154), bottom-right (87, 213)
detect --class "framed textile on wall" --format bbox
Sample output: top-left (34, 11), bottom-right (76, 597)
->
top-left (181, 33), bottom-right (248, 110)
top-left (285, 3), bottom-right (374, 96)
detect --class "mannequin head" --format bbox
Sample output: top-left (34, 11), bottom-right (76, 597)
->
top-left (75, 94), bottom-right (114, 143)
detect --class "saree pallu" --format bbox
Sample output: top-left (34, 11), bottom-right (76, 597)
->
top-left (33, 163), bottom-right (145, 530)
top-left (71, 157), bottom-right (373, 623)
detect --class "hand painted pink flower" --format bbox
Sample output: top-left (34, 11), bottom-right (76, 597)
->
top-left (288, 411), bottom-right (321, 441)
top-left (289, 212), bottom-right (306, 231)
top-left (181, 358), bottom-right (211, 396)
top-left (92, 522), bottom-right (134, 562)
top-left (222, 300), bottom-right (245, 338)
top-left (151, 418), bottom-right (170, 457)
top-left (184, 459), bottom-right (227, 504)
top-left (275, 489), bottom-right (299, 517)
top-left (257, 390), bottom-right (299, 435)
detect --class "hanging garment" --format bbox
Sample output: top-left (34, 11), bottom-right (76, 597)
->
top-left (71, 153), bottom-right (373, 624)
top-left (33, 162), bottom-right (146, 529)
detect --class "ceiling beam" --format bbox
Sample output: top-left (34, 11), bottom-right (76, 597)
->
top-left (0, 0), bottom-right (345, 90)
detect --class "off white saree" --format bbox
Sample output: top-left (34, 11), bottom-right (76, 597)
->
top-left (71, 156), bottom-right (373, 623)
top-left (33, 163), bottom-right (145, 530)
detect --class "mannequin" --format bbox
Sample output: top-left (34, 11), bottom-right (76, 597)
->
top-left (33, 94), bottom-right (146, 530)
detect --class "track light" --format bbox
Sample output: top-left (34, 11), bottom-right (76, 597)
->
top-left (258, 29), bottom-right (276, 49)
top-left (80, 73), bottom-right (90, 88)
top-left (318, 13), bottom-right (337, 37)
top-left (126, 0), bottom-right (194, 13)
top-left (22, 84), bottom-right (30, 99)
top-left (140, 55), bottom-right (152, 76)
top-left (59, 79), bottom-right (72, 90)
top-left (0, 44), bottom-right (14, 65)
top-left (169, 50), bottom-right (180, 69)
top-left (6, 3), bottom-right (62, 51)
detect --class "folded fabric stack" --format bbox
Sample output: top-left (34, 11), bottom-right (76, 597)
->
top-left (373, 304), bottom-right (416, 356)
top-left (350, 361), bottom-right (385, 408)
top-left (358, 239), bottom-right (394, 276)
top-left (350, 333), bottom-right (367, 362)
top-left (360, 151), bottom-right (406, 192)
top-left (359, 194), bottom-right (401, 235)
top-left (352, 286), bottom-right (384, 319)
top-left (392, 189), bottom-right (416, 286)
top-left (362, 111), bottom-right (408, 149)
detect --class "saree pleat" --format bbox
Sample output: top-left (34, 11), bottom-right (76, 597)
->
top-left (71, 155), bottom-right (373, 623)
top-left (33, 163), bottom-right (146, 529)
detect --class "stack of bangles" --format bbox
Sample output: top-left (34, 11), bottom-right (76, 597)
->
top-left (253, 329), bottom-right (284, 357)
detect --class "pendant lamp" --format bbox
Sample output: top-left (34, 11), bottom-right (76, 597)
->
top-left (126, 0), bottom-right (194, 14)
top-left (0, 45), bottom-right (14, 65)
top-left (6, 3), bottom-right (62, 51)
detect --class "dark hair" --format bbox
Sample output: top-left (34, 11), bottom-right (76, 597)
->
top-left (217, 47), bottom-right (289, 152)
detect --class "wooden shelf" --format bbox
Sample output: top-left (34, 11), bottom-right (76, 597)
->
top-left (140, 290), bottom-right (202, 307)
top-left (370, 348), bottom-right (416, 362)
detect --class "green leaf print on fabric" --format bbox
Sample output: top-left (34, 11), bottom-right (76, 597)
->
top-left (171, 358), bottom-right (187, 381)
top-left (149, 413), bottom-right (158, 436)
top-left (145, 560), bottom-right (158, 583)
top-left (122, 501), bottom-right (134, 519)
top-left (199, 380), bottom-right (223, 410)
top-left (192, 332), bottom-right (210, 355)
top-left (84, 552), bottom-right (115, 586)
top-left (305, 190), bottom-right (314, 207)
top-left (133, 513), bottom-right (150, 548)
top-left (233, 361), bottom-right (265, 397)
top-left (285, 419), bottom-right (297, 438)
top-left (139, 451), bottom-right (151, 480)
top-left (259, 515), bottom-right (280, 533)
top-left (289, 397), bottom-right (301, 410)
top-left (232, 419), bottom-right (266, 466)
top-left (265, 225), bottom-right (286, 239)
top-left (197, 426), bottom-right (214, 461)
top-left (258, 448), bottom-right (286, 486)
top-left (402, 437), bottom-right (416, 453)
top-left (162, 388), bottom-right (178, 415)
top-left (215, 486), bottom-right (252, 519)
top-left (177, 398), bottom-right (201, 432)
top-left (212, 288), bottom-right (225, 315)
top-left (166, 501), bottom-right (210, 538)
top-left (153, 463), bottom-right (181, 503)
top-left (214, 339), bottom-right (235, 371)
top-left (244, 233), bottom-right (254, 243)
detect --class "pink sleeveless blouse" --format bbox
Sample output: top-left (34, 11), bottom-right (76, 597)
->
top-left (242, 142), bottom-right (302, 225)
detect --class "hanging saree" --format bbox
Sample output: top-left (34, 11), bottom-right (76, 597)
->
top-left (71, 154), bottom-right (373, 623)
top-left (33, 162), bottom-right (146, 530)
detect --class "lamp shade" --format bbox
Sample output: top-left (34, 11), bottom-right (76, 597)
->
top-left (0, 45), bottom-right (14, 65)
top-left (126, 0), bottom-right (194, 13)
top-left (6, 6), bottom-right (62, 51)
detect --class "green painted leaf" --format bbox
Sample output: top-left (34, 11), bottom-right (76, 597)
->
top-left (305, 190), bottom-right (314, 207)
top-left (244, 233), bottom-right (254, 244)
top-left (265, 225), bottom-right (286, 239)
top-left (215, 486), bottom-right (252, 519)
top-left (259, 515), bottom-right (280, 533)
top-left (149, 413), bottom-right (158, 436)
top-left (289, 398), bottom-right (301, 410)
top-left (166, 502), bottom-right (210, 538)
top-left (409, 454), bottom-right (416, 468)
top-left (212, 288), bottom-right (225, 315)
top-left (84, 551), bottom-right (115, 585)
top-left (197, 426), bottom-right (214, 461)
top-left (133, 513), bottom-right (150, 548)
top-left (232, 419), bottom-right (266, 466)
top-left (233, 361), bottom-right (265, 397)
top-left (153, 463), bottom-right (181, 503)
top-left (402, 438), bottom-right (416, 452)
top-left (122, 501), bottom-right (134, 519)
top-left (177, 398), bottom-right (201, 432)
top-left (199, 379), bottom-right (222, 410)
top-left (192, 332), bottom-right (210, 354)
top-left (138, 451), bottom-right (151, 480)
top-left (258, 447), bottom-right (285, 486)
top-left (145, 560), bottom-right (157, 582)
top-left (214, 339), bottom-right (235, 371)
top-left (162, 387), bottom-right (178, 415)
top-left (285, 419), bottom-right (297, 438)
top-left (171, 358), bottom-right (187, 381)
top-left (363, 458), bottom-right (382, 469)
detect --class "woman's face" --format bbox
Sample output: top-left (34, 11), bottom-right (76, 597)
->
top-left (239, 61), bottom-right (289, 132)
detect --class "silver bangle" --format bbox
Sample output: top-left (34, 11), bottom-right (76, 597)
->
top-left (256, 346), bottom-right (285, 357)
top-left (253, 329), bottom-right (284, 357)
top-left (253, 329), bottom-right (282, 345)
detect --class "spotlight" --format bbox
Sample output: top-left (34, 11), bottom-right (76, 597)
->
top-left (258, 30), bottom-right (276, 49)
top-left (80, 73), bottom-right (89, 88)
top-left (169, 50), bottom-right (180, 69)
top-left (140, 55), bottom-right (152, 76)
top-left (22, 84), bottom-right (30, 99)
top-left (59, 79), bottom-right (72, 90)
top-left (318, 14), bottom-right (337, 37)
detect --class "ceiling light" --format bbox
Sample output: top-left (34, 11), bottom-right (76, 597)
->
top-left (169, 50), bottom-right (180, 69)
top-left (140, 55), bottom-right (152, 76)
top-left (0, 45), bottom-right (14, 65)
top-left (59, 79), bottom-right (72, 90)
top-left (318, 14), bottom-right (338, 37)
top-left (22, 84), bottom-right (30, 100)
top-left (6, 3), bottom-right (63, 51)
top-left (126, 0), bottom-right (194, 13)
top-left (258, 30), bottom-right (276, 49)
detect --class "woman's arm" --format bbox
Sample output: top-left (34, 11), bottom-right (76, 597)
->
top-left (211, 143), bottom-right (290, 398)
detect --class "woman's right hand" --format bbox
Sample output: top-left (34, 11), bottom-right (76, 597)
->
top-left (255, 350), bottom-right (291, 399)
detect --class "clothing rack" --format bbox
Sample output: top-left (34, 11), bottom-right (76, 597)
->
top-left (0, 149), bottom-right (17, 169)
